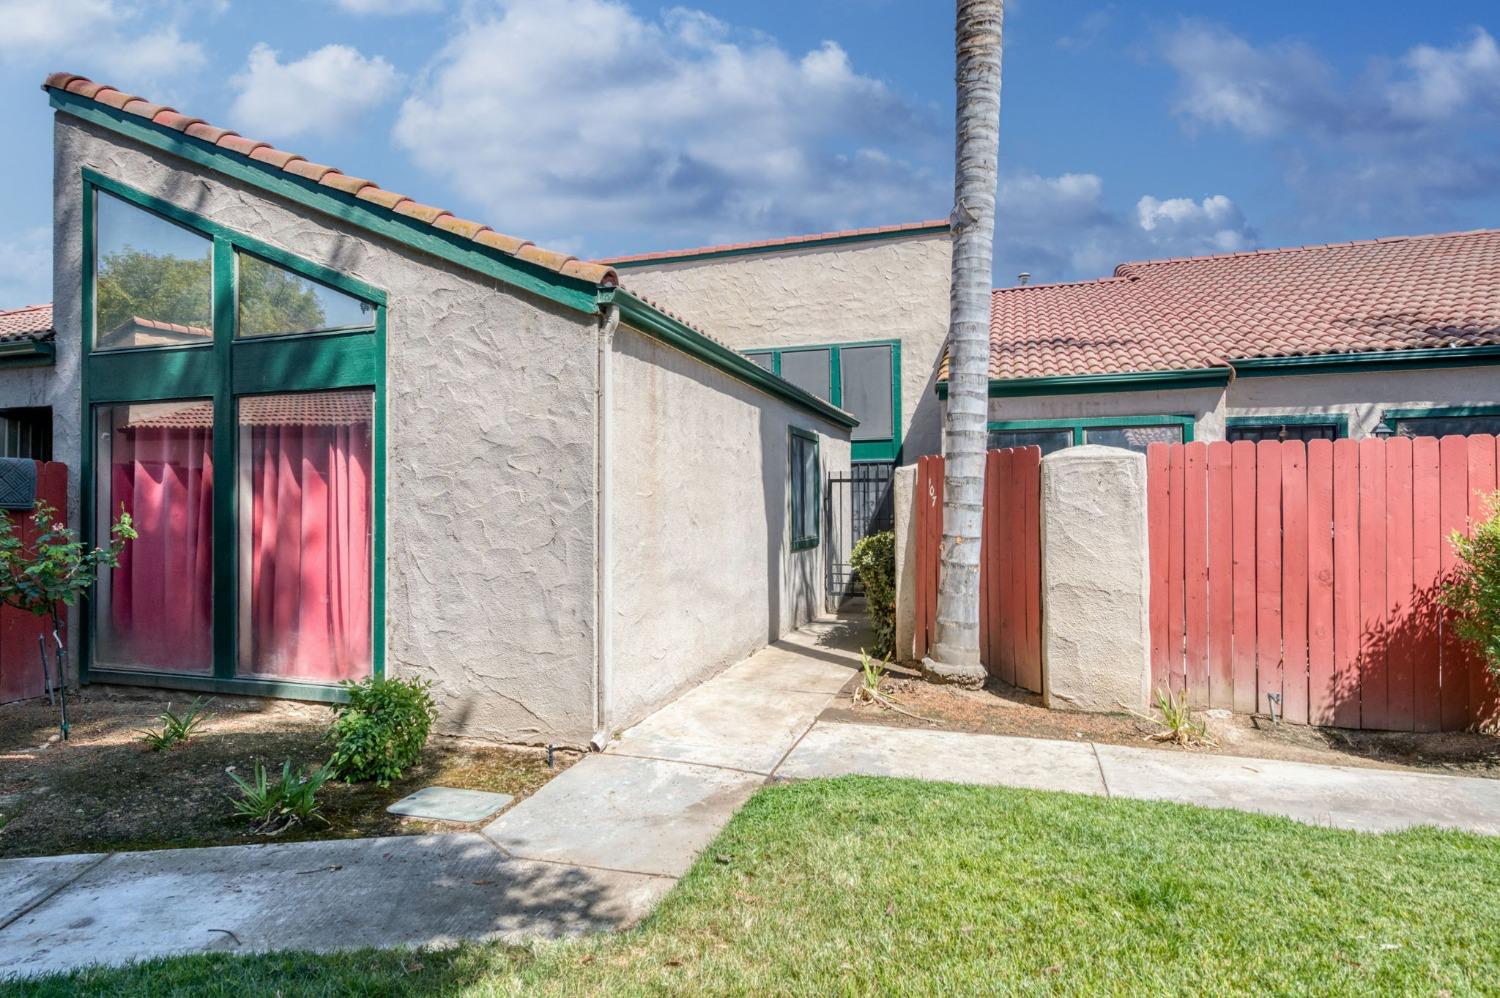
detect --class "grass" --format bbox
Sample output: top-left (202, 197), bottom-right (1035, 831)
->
top-left (14, 776), bottom-right (1500, 996)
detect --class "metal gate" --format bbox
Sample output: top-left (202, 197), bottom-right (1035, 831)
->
top-left (825, 462), bottom-right (895, 606)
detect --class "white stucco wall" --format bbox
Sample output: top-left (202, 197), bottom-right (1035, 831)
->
top-left (617, 233), bottom-right (951, 460)
top-left (54, 115), bottom-right (602, 744)
top-left (608, 323), bottom-right (852, 730)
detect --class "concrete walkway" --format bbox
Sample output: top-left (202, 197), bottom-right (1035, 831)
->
top-left (5, 613), bottom-right (1500, 979)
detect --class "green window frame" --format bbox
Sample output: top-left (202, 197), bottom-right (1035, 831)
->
top-left (1380, 405), bottom-right (1500, 437)
top-left (745, 340), bottom-right (902, 463)
top-left (80, 170), bottom-right (387, 703)
top-left (1225, 413), bottom-right (1350, 441)
top-left (789, 426), bottom-right (820, 551)
top-left (986, 414), bottom-right (1196, 450)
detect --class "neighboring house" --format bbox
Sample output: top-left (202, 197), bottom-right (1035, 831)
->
top-left (0, 304), bottom-right (61, 463)
top-left (947, 231), bottom-right (1500, 453)
top-left (25, 72), bottom-right (857, 746)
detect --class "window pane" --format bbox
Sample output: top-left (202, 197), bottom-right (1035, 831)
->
top-left (1227, 422), bottom-right (1339, 443)
top-left (791, 433), bottom-right (819, 546)
top-left (94, 400), bottom-right (215, 675)
top-left (745, 351), bottom-right (774, 371)
top-left (238, 390), bottom-right (373, 683)
top-left (780, 349), bottom-right (831, 402)
top-left (1395, 415), bottom-right (1500, 438)
top-left (238, 253), bottom-right (374, 338)
top-left (94, 192), bottom-right (213, 350)
top-left (841, 345), bottom-right (893, 442)
top-left (1084, 424), bottom-right (1183, 453)
top-left (987, 428), bottom-right (1072, 455)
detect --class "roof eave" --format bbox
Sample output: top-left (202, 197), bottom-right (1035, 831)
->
top-left (604, 221), bottom-right (951, 269)
top-left (0, 338), bottom-right (57, 368)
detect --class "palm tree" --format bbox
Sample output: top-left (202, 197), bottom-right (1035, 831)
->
top-left (922, 0), bottom-right (1003, 689)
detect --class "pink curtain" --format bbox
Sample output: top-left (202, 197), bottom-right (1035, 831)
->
top-left (107, 426), bottom-right (215, 673)
top-left (244, 418), bottom-right (372, 682)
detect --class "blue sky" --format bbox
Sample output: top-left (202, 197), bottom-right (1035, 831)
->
top-left (0, 0), bottom-right (1496, 305)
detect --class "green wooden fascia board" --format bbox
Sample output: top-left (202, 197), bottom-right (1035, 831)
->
top-left (0, 340), bottom-right (57, 367)
top-left (1226, 412), bottom-right (1350, 437)
top-left (937, 367), bottom-right (1231, 399)
top-left (1232, 345), bottom-right (1500, 377)
top-left (1380, 404), bottom-right (1500, 431)
top-left (607, 222), bottom-right (951, 269)
top-left (56, 91), bottom-right (599, 316)
top-left (614, 291), bottom-right (859, 429)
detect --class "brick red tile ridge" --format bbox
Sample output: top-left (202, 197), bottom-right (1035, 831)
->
top-left (43, 72), bottom-right (617, 289)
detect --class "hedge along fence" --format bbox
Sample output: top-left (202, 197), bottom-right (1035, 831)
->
top-left (1147, 437), bottom-right (1500, 732)
top-left (912, 448), bottom-right (1042, 690)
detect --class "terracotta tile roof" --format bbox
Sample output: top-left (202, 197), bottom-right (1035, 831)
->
top-left (598, 219), bottom-right (950, 266)
top-left (43, 73), bottom-right (618, 289)
top-left (122, 390), bottom-right (371, 430)
top-left (980, 229), bottom-right (1500, 380)
top-left (0, 304), bottom-right (55, 343)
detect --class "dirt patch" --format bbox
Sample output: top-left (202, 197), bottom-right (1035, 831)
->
top-left (0, 688), bottom-right (576, 860)
top-left (828, 663), bottom-right (1500, 778)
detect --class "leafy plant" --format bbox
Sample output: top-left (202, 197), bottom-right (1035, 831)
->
top-left (1442, 491), bottom-right (1500, 678)
top-left (138, 698), bottom-right (212, 751)
top-left (228, 760), bottom-right (332, 835)
top-left (326, 676), bottom-right (438, 787)
top-left (857, 650), bottom-right (887, 700)
top-left (1142, 687), bottom-right (1214, 747)
top-left (850, 530), bottom-right (896, 658)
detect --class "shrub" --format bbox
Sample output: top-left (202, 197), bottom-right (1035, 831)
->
top-left (138, 698), bottom-right (212, 751)
top-left (326, 676), bottom-right (437, 787)
top-left (1442, 491), bottom-right (1500, 678)
top-left (851, 530), bottom-right (896, 658)
top-left (228, 760), bottom-right (332, 834)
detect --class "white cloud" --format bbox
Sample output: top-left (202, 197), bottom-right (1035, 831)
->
top-left (1137, 194), bottom-right (1252, 254)
top-left (0, 227), bottom-right (52, 308)
top-left (1386, 27), bottom-right (1500, 125)
top-left (331, 0), bottom-right (443, 13)
top-left (230, 44), bottom-right (400, 141)
top-left (392, 0), bottom-right (943, 254)
top-left (0, 0), bottom-right (205, 82)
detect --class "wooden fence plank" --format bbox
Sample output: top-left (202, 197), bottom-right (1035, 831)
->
top-left (1206, 442), bottom-right (1234, 709)
top-left (1000, 448), bottom-right (1021, 684)
top-left (1230, 440), bottom-right (1258, 714)
top-left (1183, 442), bottom-right (1210, 704)
top-left (1357, 438), bottom-right (1389, 729)
top-left (1281, 442), bottom-right (1310, 726)
top-left (1255, 440), bottom-right (1284, 716)
top-left (1306, 440), bottom-right (1336, 725)
top-left (1166, 444), bottom-right (1187, 694)
top-left (1438, 436), bottom-right (1470, 732)
top-left (1467, 435), bottom-right (1497, 728)
top-left (1383, 436), bottom-right (1416, 731)
top-left (979, 450), bottom-right (997, 677)
top-left (1410, 436), bottom-right (1443, 732)
top-left (1331, 438), bottom-right (1361, 729)
top-left (992, 449), bottom-right (1012, 682)
top-left (1147, 443), bottom-right (1171, 689)
top-left (1021, 446), bottom-right (1044, 693)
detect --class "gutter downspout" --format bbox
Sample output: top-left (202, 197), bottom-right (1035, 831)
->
top-left (591, 301), bottom-right (620, 751)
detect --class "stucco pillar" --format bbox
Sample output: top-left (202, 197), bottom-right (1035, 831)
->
top-left (1040, 446), bottom-right (1150, 713)
top-left (892, 464), bottom-right (916, 663)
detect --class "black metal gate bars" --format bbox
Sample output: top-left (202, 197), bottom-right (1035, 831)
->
top-left (824, 462), bottom-right (895, 605)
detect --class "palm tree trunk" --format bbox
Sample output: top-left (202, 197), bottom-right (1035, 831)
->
top-left (923, 0), bottom-right (1003, 689)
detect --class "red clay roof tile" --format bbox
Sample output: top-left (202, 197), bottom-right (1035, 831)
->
top-left (978, 229), bottom-right (1500, 379)
top-left (0, 303), bottom-right (55, 343)
top-left (42, 72), bottom-right (619, 290)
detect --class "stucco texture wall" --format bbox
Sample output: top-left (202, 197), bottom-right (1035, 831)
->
top-left (54, 115), bottom-right (601, 744)
top-left (618, 234), bottom-right (951, 460)
top-left (608, 323), bottom-right (851, 729)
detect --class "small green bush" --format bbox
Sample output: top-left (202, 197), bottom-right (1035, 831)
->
top-left (326, 676), bottom-right (437, 787)
top-left (1442, 491), bottom-right (1500, 678)
top-left (228, 760), bottom-right (332, 834)
top-left (851, 530), bottom-right (896, 658)
top-left (138, 698), bottom-right (212, 751)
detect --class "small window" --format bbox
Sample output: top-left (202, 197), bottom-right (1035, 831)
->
top-left (841, 344), bottom-right (894, 442)
top-left (237, 252), bottom-right (375, 338)
top-left (94, 191), bottom-right (213, 350)
top-left (790, 427), bottom-right (819, 550)
top-left (745, 351), bottom-right (774, 372)
top-left (780, 349), bottom-right (832, 402)
top-left (988, 428), bottom-right (1071, 455)
top-left (1393, 415), bottom-right (1500, 438)
top-left (0, 407), bottom-right (52, 460)
top-left (1084, 424), bottom-right (1183, 453)
top-left (1227, 421), bottom-right (1340, 443)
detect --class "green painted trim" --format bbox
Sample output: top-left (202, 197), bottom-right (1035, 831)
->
top-left (606, 222), bottom-right (951, 268)
top-left (1235, 346), bottom-right (1500, 378)
top-left (84, 668), bottom-right (352, 704)
top-left (78, 171), bottom-right (386, 695)
top-left (57, 92), bottom-right (599, 316)
top-left (1226, 413), bottom-right (1350, 438)
top-left (987, 414), bottom-right (1196, 446)
top-left (0, 340), bottom-right (56, 367)
top-left (1380, 405), bottom-right (1500, 433)
top-left (745, 339), bottom-right (901, 460)
top-left (937, 367), bottom-right (1230, 400)
top-left (789, 425), bottom-right (820, 550)
top-left (614, 291), bottom-right (858, 429)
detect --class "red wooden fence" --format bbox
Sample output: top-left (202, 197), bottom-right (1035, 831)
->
top-left (1147, 438), bottom-right (1499, 732)
top-left (913, 448), bottom-right (1042, 691)
top-left (0, 461), bottom-right (69, 704)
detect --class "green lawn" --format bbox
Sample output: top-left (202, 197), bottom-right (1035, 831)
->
top-left (17, 776), bottom-right (1500, 996)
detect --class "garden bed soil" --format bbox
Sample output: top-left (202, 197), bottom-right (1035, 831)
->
top-left (0, 688), bottom-right (576, 860)
top-left (827, 662), bottom-right (1500, 779)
